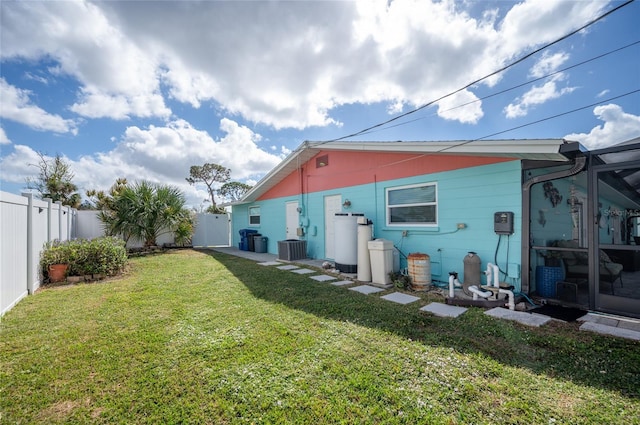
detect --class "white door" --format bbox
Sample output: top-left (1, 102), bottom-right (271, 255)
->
top-left (324, 195), bottom-right (342, 259)
top-left (285, 201), bottom-right (299, 240)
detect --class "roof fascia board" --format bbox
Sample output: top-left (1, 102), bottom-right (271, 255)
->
top-left (308, 139), bottom-right (569, 155)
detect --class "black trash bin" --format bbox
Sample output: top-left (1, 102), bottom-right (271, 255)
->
top-left (239, 229), bottom-right (258, 251)
top-left (248, 233), bottom-right (262, 252)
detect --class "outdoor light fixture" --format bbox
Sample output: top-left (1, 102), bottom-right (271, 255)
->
top-left (342, 199), bottom-right (351, 208)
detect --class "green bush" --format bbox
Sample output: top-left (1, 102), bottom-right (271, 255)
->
top-left (40, 237), bottom-right (128, 281)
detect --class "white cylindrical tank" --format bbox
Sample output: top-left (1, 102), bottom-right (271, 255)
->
top-left (334, 213), bottom-right (363, 273)
top-left (357, 220), bottom-right (373, 281)
top-left (368, 239), bottom-right (394, 286)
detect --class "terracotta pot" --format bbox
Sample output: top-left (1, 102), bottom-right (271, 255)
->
top-left (48, 264), bottom-right (69, 283)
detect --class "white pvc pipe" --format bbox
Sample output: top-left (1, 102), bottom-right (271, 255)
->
top-left (469, 285), bottom-right (492, 300)
top-left (448, 274), bottom-right (456, 298)
top-left (499, 289), bottom-right (515, 310)
top-left (448, 274), bottom-right (463, 298)
top-left (484, 263), bottom-right (500, 288)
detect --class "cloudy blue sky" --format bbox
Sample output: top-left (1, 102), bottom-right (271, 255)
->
top-left (1, 0), bottom-right (639, 208)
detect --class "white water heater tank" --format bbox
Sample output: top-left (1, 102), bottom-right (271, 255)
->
top-left (334, 212), bottom-right (363, 273)
top-left (357, 220), bottom-right (373, 281)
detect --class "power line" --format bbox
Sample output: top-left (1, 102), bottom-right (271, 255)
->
top-left (324, 0), bottom-right (635, 143)
top-left (357, 40), bottom-right (640, 137)
top-left (436, 89), bottom-right (640, 153)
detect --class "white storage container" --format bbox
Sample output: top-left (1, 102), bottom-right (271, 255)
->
top-left (368, 239), bottom-right (394, 286)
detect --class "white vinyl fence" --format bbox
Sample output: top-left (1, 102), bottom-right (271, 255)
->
top-left (1, 192), bottom-right (231, 316)
top-left (1, 191), bottom-right (76, 316)
top-left (76, 211), bottom-right (230, 248)
top-left (192, 213), bottom-right (230, 247)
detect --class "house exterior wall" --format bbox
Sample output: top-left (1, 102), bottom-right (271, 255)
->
top-left (233, 151), bottom-right (524, 290)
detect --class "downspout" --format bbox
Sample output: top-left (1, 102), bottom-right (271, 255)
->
top-left (521, 155), bottom-right (587, 293)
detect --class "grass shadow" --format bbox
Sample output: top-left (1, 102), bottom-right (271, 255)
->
top-left (204, 249), bottom-right (640, 398)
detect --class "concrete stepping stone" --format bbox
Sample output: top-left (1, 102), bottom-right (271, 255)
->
top-left (420, 303), bottom-right (467, 318)
top-left (292, 268), bottom-right (315, 275)
top-left (579, 321), bottom-right (640, 341)
top-left (381, 292), bottom-right (420, 305)
top-left (349, 285), bottom-right (384, 295)
top-left (485, 307), bottom-right (551, 327)
top-left (578, 313), bottom-right (640, 341)
top-left (258, 261), bottom-right (282, 266)
top-left (277, 265), bottom-right (299, 270)
top-left (310, 275), bottom-right (336, 282)
top-left (331, 280), bottom-right (353, 286)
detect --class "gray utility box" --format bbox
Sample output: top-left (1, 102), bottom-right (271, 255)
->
top-left (277, 240), bottom-right (307, 261)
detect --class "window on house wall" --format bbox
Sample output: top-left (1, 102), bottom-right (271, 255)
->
top-left (249, 206), bottom-right (261, 226)
top-left (386, 182), bottom-right (437, 226)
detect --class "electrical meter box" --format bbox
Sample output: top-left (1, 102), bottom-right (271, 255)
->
top-left (494, 211), bottom-right (514, 235)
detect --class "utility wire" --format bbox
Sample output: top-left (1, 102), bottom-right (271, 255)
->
top-left (436, 89), bottom-right (640, 152)
top-left (324, 0), bottom-right (635, 143)
top-left (357, 40), bottom-right (640, 137)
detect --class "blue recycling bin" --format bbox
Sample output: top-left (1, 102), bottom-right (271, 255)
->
top-left (239, 229), bottom-right (258, 251)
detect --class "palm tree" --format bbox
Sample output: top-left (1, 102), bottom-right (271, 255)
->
top-left (99, 180), bottom-right (193, 247)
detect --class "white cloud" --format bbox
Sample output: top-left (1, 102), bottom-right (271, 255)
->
top-left (24, 72), bottom-right (49, 85)
top-left (0, 118), bottom-right (283, 207)
top-left (529, 51), bottom-right (570, 78)
top-left (0, 127), bottom-right (11, 144)
top-left (564, 104), bottom-right (640, 150)
top-left (0, 78), bottom-right (78, 134)
top-left (70, 88), bottom-right (170, 120)
top-left (436, 90), bottom-right (484, 124)
top-left (504, 75), bottom-right (577, 119)
top-left (0, 144), bottom-right (45, 183)
top-left (1, 0), bottom-right (609, 129)
top-left (596, 89), bottom-right (610, 98)
top-left (503, 49), bottom-right (577, 119)
top-left (1, 0), bottom-right (170, 121)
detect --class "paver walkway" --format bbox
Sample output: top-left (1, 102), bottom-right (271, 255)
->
top-left (217, 247), bottom-right (640, 341)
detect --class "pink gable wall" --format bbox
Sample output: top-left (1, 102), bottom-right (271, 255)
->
top-left (258, 150), bottom-right (515, 201)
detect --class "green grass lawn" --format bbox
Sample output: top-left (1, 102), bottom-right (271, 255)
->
top-left (1, 249), bottom-right (638, 424)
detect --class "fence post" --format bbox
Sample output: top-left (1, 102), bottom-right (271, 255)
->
top-left (56, 201), bottom-right (63, 241)
top-left (44, 198), bottom-right (52, 242)
top-left (21, 192), bottom-right (35, 294)
top-left (65, 205), bottom-right (71, 240)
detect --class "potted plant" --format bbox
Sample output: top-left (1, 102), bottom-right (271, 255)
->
top-left (40, 241), bottom-right (71, 283)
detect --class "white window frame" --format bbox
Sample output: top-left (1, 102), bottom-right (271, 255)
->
top-left (248, 205), bottom-right (261, 226)
top-left (386, 182), bottom-right (438, 227)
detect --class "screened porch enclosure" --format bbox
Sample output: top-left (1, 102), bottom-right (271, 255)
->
top-left (527, 140), bottom-right (640, 318)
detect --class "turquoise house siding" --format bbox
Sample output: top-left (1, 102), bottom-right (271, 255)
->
top-left (233, 159), bottom-right (524, 290)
